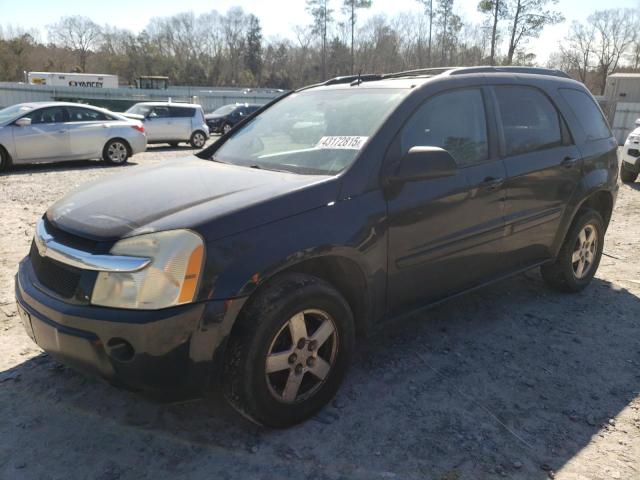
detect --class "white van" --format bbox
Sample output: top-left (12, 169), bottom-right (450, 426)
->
top-left (124, 102), bottom-right (210, 148)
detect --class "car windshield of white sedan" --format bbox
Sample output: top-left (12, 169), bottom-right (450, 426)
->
top-left (212, 89), bottom-right (406, 175)
top-left (0, 104), bottom-right (34, 122)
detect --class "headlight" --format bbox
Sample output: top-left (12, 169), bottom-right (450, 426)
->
top-left (91, 230), bottom-right (205, 310)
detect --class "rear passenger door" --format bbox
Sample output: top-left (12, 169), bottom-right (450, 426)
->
top-left (169, 106), bottom-right (194, 140)
top-left (65, 107), bottom-right (110, 159)
top-left (492, 85), bottom-right (582, 268)
top-left (386, 87), bottom-right (508, 313)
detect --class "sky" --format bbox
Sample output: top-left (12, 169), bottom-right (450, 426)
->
top-left (0, 0), bottom-right (638, 64)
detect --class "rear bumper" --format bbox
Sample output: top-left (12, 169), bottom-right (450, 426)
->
top-left (15, 257), bottom-right (240, 395)
top-left (129, 134), bottom-right (147, 155)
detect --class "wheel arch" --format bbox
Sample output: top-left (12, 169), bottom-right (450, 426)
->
top-left (233, 254), bottom-right (372, 339)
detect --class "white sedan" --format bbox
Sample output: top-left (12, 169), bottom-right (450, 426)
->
top-left (0, 102), bottom-right (147, 171)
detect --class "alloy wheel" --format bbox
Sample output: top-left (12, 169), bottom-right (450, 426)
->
top-left (107, 142), bottom-right (127, 163)
top-left (193, 133), bottom-right (205, 148)
top-left (265, 309), bottom-right (338, 403)
top-left (572, 223), bottom-right (598, 279)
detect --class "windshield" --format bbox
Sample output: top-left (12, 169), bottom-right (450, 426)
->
top-left (126, 104), bottom-right (152, 116)
top-left (212, 89), bottom-right (406, 175)
top-left (212, 105), bottom-right (237, 115)
top-left (0, 104), bottom-right (34, 122)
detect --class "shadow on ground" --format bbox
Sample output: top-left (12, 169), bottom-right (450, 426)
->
top-left (1, 160), bottom-right (137, 176)
top-left (1, 272), bottom-right (639, 479)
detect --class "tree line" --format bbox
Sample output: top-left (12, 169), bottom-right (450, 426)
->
top-left (0, 1), bottom-right (638, 93)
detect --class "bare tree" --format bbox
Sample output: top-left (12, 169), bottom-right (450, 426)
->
top-left (590, 9), bottom-right (637, 94)
top-left (307, 0), bottom-right (334, 80)
top-left (47, 16), bottom-right (102, 72)
top-left (342, 0), bottom-right (372, 73)
top-left (505, 0), bottom-right (563, 65)
top-left (416, 0), bottom-right (434, 65)
top-left (477, 0), bottom-right (507, 65)
top-left (559, 21), bottom-right (595, 83)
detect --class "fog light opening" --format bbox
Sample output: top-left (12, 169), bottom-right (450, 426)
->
top-left (107, 338), bottom-right (135, 362)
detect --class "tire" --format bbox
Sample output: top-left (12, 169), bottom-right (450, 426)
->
top-left (102, 139), bottom-right (130, 165)
top-left (222, 273), bottom-right (355, 428)
top-left (0, 146), bottom-right (11, 172)
top-left (189, 131), bottom-right (206, 148)
top-left (222, 123), bottom-right (232, 135)
top-left (620, 167), bottom-right (638, 183)
top-left (541, 208), bottom-right (605, 292)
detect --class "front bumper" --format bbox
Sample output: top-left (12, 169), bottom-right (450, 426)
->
top-left (15, 257), bottom-right (239, 395)
top-left (620, 143), bottom-right (640, 172)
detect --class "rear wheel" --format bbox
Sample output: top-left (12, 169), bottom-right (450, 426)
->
top-left (0, 146), bottom-right (11, 172)
top-left (222, 123), bottom-right (232, 135)
top-left (620, 166), bottom-right (638, 183)
top-left (222, 273), bottom-right (355, 427)
top-left (541, 209), bottom-right (604, 292)
top-left (103, 139), bottom-right (130, 165)
top-left (189, 131), bottom-right (206, 148)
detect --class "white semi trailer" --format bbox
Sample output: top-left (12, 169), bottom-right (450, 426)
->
top-left (27, 72), bottom-right (119, 89)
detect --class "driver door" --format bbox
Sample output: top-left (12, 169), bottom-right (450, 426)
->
top-left (12, 106), bottom-right (70, 161)
top-left (386, 87), bottom-right (508, 313)
top-left (144, 106), bottom-right (171, 141)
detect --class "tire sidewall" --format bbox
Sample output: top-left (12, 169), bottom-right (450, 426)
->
top-left (559, 210), bottom-right (605, 290)
top-left (234, 279), bottom-right (355, 427)
top-left (103, 140), bottom-right (129, 164)
top-left (0, 147), bottom-right (10, 172)
top-left (190, 131), bottom-right (206, 148)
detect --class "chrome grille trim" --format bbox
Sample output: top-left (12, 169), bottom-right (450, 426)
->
top-left (34, 219), bottom-right (150, 273)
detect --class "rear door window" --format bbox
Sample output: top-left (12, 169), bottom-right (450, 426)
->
top-left (67, 107), bottom-right (109, 122)
top-left (494, 86), bottom-right (562, 156)
top-left (400, 88), bottom-right (489, 166)
top-left (559, 88), bottom-right (611, 140)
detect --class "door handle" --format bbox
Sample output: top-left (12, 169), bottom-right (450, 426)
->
top-left (480, 176), bottom-right (504, 191)
top-left (561, 156), bottom-right (578, 168)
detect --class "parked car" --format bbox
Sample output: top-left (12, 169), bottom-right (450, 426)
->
top-left (620, 119), bottom-right (640, 183)
top-left (205, 103), bottom-right (262, 134)
top-left (16, 67), bottom-right (619, 428)
top-left (0, 102), bottom-right (146, 171)
top-left (124, 102), bottom-right (209, 148)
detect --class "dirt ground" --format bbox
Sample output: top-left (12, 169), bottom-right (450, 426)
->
top-left (0, 145), bottom-right (639, 480)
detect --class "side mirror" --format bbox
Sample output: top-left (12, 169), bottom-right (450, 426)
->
top-left (15, 117), bottom-right (32, 127)
top-left (635, 118), bottom-right (640, 126)
top-left (389, 146), bottom-right (458, 183)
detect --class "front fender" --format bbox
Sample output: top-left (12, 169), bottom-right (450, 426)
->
top-left (197, 190), bottom-right (388, 323)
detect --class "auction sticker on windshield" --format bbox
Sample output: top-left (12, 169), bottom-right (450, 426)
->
top-left (315, 136), bottom-right (368, 150)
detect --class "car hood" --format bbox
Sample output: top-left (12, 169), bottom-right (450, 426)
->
top-left (46, 158), bottom-right (337, 242)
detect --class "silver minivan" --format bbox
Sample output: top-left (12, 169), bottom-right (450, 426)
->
top-left (0, 102), bottom-right (147, 171)
top-left (124, 102), bottom-right (209, 148)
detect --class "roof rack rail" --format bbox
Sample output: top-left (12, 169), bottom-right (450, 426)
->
top-left (298, 73), bottom-right (383, 91)
top-left (382, 67), bottom-right (453, 79)
top-left (445, 66), bottom-right (571, 78)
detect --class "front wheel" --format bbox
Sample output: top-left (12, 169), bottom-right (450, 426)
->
top-left (189, 131), bottom-right (206, 148)
top-left (541, 209), bottom-right (605, 292)
top-left (102, 139), bottom-right (130, 165)
top-left (222, 273), bottom-right (355, 427)
top-left (0, 146), bottom-right (11, 172)
top-left (222, 123), bottom-right (232, 135)
top-left (620, 166), bottom-right (638, 183)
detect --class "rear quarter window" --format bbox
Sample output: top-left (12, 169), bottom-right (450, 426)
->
top-left (559, 88), bottom-right (611, 141)
top-left (169, 107), bottom-right (196, 118)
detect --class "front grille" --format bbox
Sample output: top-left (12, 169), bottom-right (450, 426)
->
top-left (30, 242), bottom-right (82, 299)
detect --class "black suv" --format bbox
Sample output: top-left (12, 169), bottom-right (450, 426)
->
top-left (15, 67), bottom-right (619, 427)
top-left (205, 103), bottom-right (262, 134)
